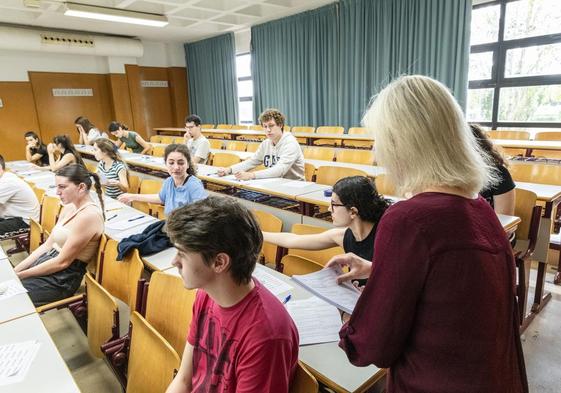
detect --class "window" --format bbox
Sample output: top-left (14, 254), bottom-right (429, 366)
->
top-left (467, 0), bottom-right (561, 131)
top-left (235, 53), bottom-right (253, 125)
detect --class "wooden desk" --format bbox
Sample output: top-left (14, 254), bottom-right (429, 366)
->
top-left (0, 258), bottom-right (36, 325)
top-left (0, 313), bottom-right (80, 392)
top-left (305, 159), bottom-right (385, 178)
top-left (493, 139), bottom-right (561, 151)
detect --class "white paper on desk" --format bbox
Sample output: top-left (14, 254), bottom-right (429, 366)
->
top-left (292, 267), bottom-right (361, 314)
top-left (0, 248), bottom-right (6, 259)
top-left (287, 297), bottom-right (342, 345)
top-left (25, 173), bottom-right (53, 182)
top-left (0, 280), bottom-right (28, 301)
top-left (17, 170), bottom-right (42, 176)
top-left (0, 340), bottom-right (41, 386)
top-left (283, 181), bottom-right (312, 189)
top-left (106, 215), bottom-right (155, 231)
top-left (111, 221), bottom-right (156, 241)
top-left (252, 269), bottom-right (292, 296)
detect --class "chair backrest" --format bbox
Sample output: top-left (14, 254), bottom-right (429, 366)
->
top-left (246, 143), bottom-right (260, 152)
top-left (283, 125), bottom-right (292, 132)
top-left (336, 149), bottom-right (375, 165)
top-left (231, 125), bottom-right (249, 130)
top-left (534, 131), bottom-right (561, 141)
top-left (212, 152), bottom-right (242, 167)
top-left (514, 188), bottom-right (538, 242)
top-left (289, 224), bottom-right (344, 266)
top-left (252, 210), bottom-right (283, 265)
top-left (249, 125), bottom-right (264, 131)
top-left (144, 272), bottom-right (197, 355)
top-left (344, 127), bottom-right (374, 148)
top-left (29, 219), bottom-right (43, 252)
top-left (303, 147), bottom-right (336, 161)
top-left (292, 126), bottom-right (315, 134)
top-left (132, 179), bottom-right (162, 214)
top-left (216, 124), bottom-right (232, 129)
top-left (173, 137), bottom-right (185, 144)
top-left (90, 234), bottom-right (108, 278)
top-left (200, 124), bottom-right (214, 129)
top-left (374, 173), bottom-right (396, 196)
top-left (85, 162), bottom-right (98, 173)
top-left (315, 166), bottom-right (368, 186)
top-left (281, 254), bottom-right (323, 277)
top-left (209, 139), bottom-right (223, 149)
top-left (151, 145), bottom-right (166, 157)
top-left (128, 174), bottom-right (141, 194)
top-left (160, 136), bottom-right (175, 144)
top-left (487, 130), bottom-right (530, 140)
top-left (290, 362), bottom-right (319, 393)
top-left (226, 141), bottom-right (248, 152)
top-left (126, 311), bottom-right (180, 393)
top-left (32, 185), bottom-right (45, 207)
top-left (316, 126), bottom-right (344, 135)
top-left (304, 163), bottom-right (316, 182)
top-left (100, 239), bottom-right (144, 310)
top-left (149, 135), bottom-right (162, 143)
top-left (509, 162), bottom-right (561, 185)
top-left (347, 127), bottom-right (367, 135)
top-left (41, 195), bottom-right (62, 236)
top-left (85, 273), bottom-right (119, 358)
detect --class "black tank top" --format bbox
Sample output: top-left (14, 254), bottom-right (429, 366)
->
top-left (343, 225), bottom-right (376, 286)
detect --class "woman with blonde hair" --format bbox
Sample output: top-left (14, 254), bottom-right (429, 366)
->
top-left (93, 138), bottom-right (129, 199)
top-left (328, 75), bottom-right (527, 392)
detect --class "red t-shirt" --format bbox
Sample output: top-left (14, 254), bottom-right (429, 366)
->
top-left (188, 279), bottom-right (299, 393)
top-left (339, 193), bottom-right (528, 393)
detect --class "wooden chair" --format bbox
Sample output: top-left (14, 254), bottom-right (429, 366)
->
top-left (132, 179), bottom-right (162, 215)
top-left (150, 204), bottom-right (166, 220)
top-left (160, 136), bottom-right (175, 145)
top-left (252, 210), bottom-right (283, 265)
top-left (533, 132), bottom-right (561, 159)
top-left (126, 311), bottom-right (180, 393)
top-left (209, 139), bottom-right (223, 149)
top-left (226, 141), bottom-right (248, 152)
top-left (85, 273), bottom-right (120, 358)
top-left (212, 152), bottom-right (242, 167)
top-left (149, 135), bottom-right (162, 143)
top-left (304, 163), bottom-right (316, 182)
top-left (292, 126), bottom-right (315, 144)
top-left (487, 130), bottom-right (530, 157)
top-left (40, 194), bottom-right (62, 238)
top-left (128, 175), bottom-right (140, 194)
top-left (231, 125), bottom-right (249, 130)
top-left (303, 147), bottom-right (336, 161)
top-left (32, 185), bottom-right (45, 206)
top-left (344, 127), bottom-right (374, 149)
top-left (246, 143), bottom-right (260, 152)
top-left (509, 162), bottom-right (561, 185)
top-left (249, 125), bottom-right (264, 131)
top-left (173, 137), bottom-right (185, 144)
top-left (200, 124), bottom-right (214, 129)
top-left (288, 224), bottom-right (344, 266)
top-left (281, 254), bottom-right (323, 277)
top-left (290, 361), bottom-right (319, 393)
top-left (29, 219), bottom-right (43, 252)
top-left (142, 272), bottom-right (197, 355)
top-left (216, 124), bottom-right (232, 129)
top-left (85, 162), bottom-right (98, 173)
top-left (374, 173), bottom-right (396, 196)
top-left (315, 166), bottom-right (368, 187)
top-left (151, 145), bottom-right (166, 158)
top-left (336, 149), bottom-right (375, 165)
top-left (313, 126), bottom-right (344, 147)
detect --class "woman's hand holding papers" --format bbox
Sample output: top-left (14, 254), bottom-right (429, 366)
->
top-left (326, 253), bottom-right (372, 284)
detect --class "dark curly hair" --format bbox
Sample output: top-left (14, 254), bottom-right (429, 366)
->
top-left (332, 176), bottom-right (390, 223)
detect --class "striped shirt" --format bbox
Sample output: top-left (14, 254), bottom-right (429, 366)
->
top-left (97, 160), bottom-right (127, 199)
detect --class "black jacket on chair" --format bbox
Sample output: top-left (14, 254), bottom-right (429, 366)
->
top-left (117, 220), bottom-right (172, 260)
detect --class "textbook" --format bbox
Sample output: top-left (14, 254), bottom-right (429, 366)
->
top-left (292, 267), bottom-right (361, 314)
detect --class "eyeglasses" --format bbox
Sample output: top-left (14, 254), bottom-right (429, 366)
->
top-left (330, 200), bottom-right (346, 209)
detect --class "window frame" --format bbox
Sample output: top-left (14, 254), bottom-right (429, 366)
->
top-left (236, 52), bottom-right (254, 125)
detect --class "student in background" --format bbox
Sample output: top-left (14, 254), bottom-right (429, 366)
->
top-left (44, 135), bottom-right (85, 172)
top-left (108, 121), bottom-right (151, 155)
top-left (15, 164), bottom-right (104, 306)
top-left (0, 154), bottom-right (40, 236)
top-left (93, 138), bottom-right (129, 199)
top-left (183, 114), bottom-right (210, 164)
top-left (75, 116), bottom-right (106, 145)
top-left (118, 144), bottom-right (207, 216)
top-left (470, 124), bottom-right (516, 216)
top-left (328, 75), bottom-right (528, 392)
top-left (264, 176), bottom-right (389, 285)
top-left (217, 109), bottom-right (304, 180)
top-left (24, 131), bottom-right (49, 167)
top-left (165, 196), bottom-right (298, 393)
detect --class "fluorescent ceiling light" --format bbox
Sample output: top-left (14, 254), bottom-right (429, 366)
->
top-left (64, 2), bottom-right (168, 27)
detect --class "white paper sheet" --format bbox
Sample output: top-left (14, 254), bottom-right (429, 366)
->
top-left (105, 214), bottom-right (156, 231)
top-left (283, 181), bottom-right (313, 189)
top-left (292, 267), bottom-right (361, 314)
top-left (0, 340), bottom-right (41, 386)
top-left (287, 297), bottom-right (342, 345)
top-left (252, 268), bottom-right (293, 296)
top-left (0, 280), bottom-right (28, 301)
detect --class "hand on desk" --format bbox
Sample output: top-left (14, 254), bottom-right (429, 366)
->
top-left (216, 167), bottom-right (230, 177)
top-left (325, 252), bottom-right (372, 284)
top-left (234, 171), bottom-right (256, 181)
top-left (117, 193), bottom-right (136, 204)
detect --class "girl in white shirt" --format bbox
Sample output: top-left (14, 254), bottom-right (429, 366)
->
top-left (75, 116), bottom-right (107, 145)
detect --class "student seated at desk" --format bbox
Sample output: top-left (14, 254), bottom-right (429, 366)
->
top-left (15, 164), bottom-right (104, 306)
top-left (108, 121), bottom-right (151, 155)
top-left (264, 176), bottom-right (389, 285)
top-left (217, 108), bottom-right (304, 181)
top-left (75, 116), bottom-right (107, 146)
top-left (0, 154), bottom-right (40, 236)
top-left (328, 75), bottom-right (528, 393)
top-left (183, 114), bottom-right (210, 164)
top-left (93, 138), bottom-right (129, 199)
top-left (165, 196), bottom-right (298, 393)
top-left (118, 144), bottom-right (207, 216)
top-left (24, 131), bottom-right (49, 167)
top-left (41, 135), bottom-right (85, 172)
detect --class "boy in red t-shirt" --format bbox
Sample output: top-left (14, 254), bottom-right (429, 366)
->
top-left (165, 196), bottom-right (299, 393)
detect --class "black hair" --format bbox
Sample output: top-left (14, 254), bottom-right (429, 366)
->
top-left (164, 144), bottom-right (196, 176)
top-left (24, 131), bottom-right (42, 143)
top-left (55, 164), bottom-right (105, 219)
top-left (108, 121), bottom-right (129, 132)
top-left (185, 114), bottom-right (202, 126)
top-left (0, 154), bottom-right (5, 170)
top-left (332, 176), bottom-right (390, 223)
top-left (469, 124), bottom-right (507, 167)
top-left (53, 135), bottom-right (85, 166)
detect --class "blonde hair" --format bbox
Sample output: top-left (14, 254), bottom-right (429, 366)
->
top-left (363, 75), bottom-right (496, 196)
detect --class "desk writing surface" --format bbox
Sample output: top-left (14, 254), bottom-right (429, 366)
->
top-left (516, 182), bottom-right (561, 203)
top-left (244, 180), bottom-right (329, 199)
top-left (142, 247), bottom-right (177, 271)
top-left (0, 313), bottom-right (80, 393)
top-left (0, 259), bottom-right (36, 325)
top-left (492, 139), bottom-right (561, 150)
top-left (305, 160), bottom-right (385, 177)
top-left (497, 214), bottom-right (521, 233)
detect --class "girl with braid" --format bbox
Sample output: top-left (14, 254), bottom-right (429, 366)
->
top-left (15, 164), bottom-right (105, 306)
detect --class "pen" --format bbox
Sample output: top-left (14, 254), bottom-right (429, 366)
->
top-left (282, 294), bottom-right (292, 305)
top-left (128, 215), bottom-right (146, 222)
top-left (106, 207), bottom-right (122, 212)
top-left (107, 214), bottom-right (118, 221)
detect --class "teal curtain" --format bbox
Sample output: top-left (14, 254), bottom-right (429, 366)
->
top-left (338, 0), bottom-right (472, 129)
top-left (185, 33), bottom-right (238, 124)
top-left (251, 4), bottom-right (339, 127)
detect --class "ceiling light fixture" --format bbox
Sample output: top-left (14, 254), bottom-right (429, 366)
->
top-left (64, 2), bottom-right (168, 27)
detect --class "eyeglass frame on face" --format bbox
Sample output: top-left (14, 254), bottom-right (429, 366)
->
top-left (330, 200), bottom-right (346, 209)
